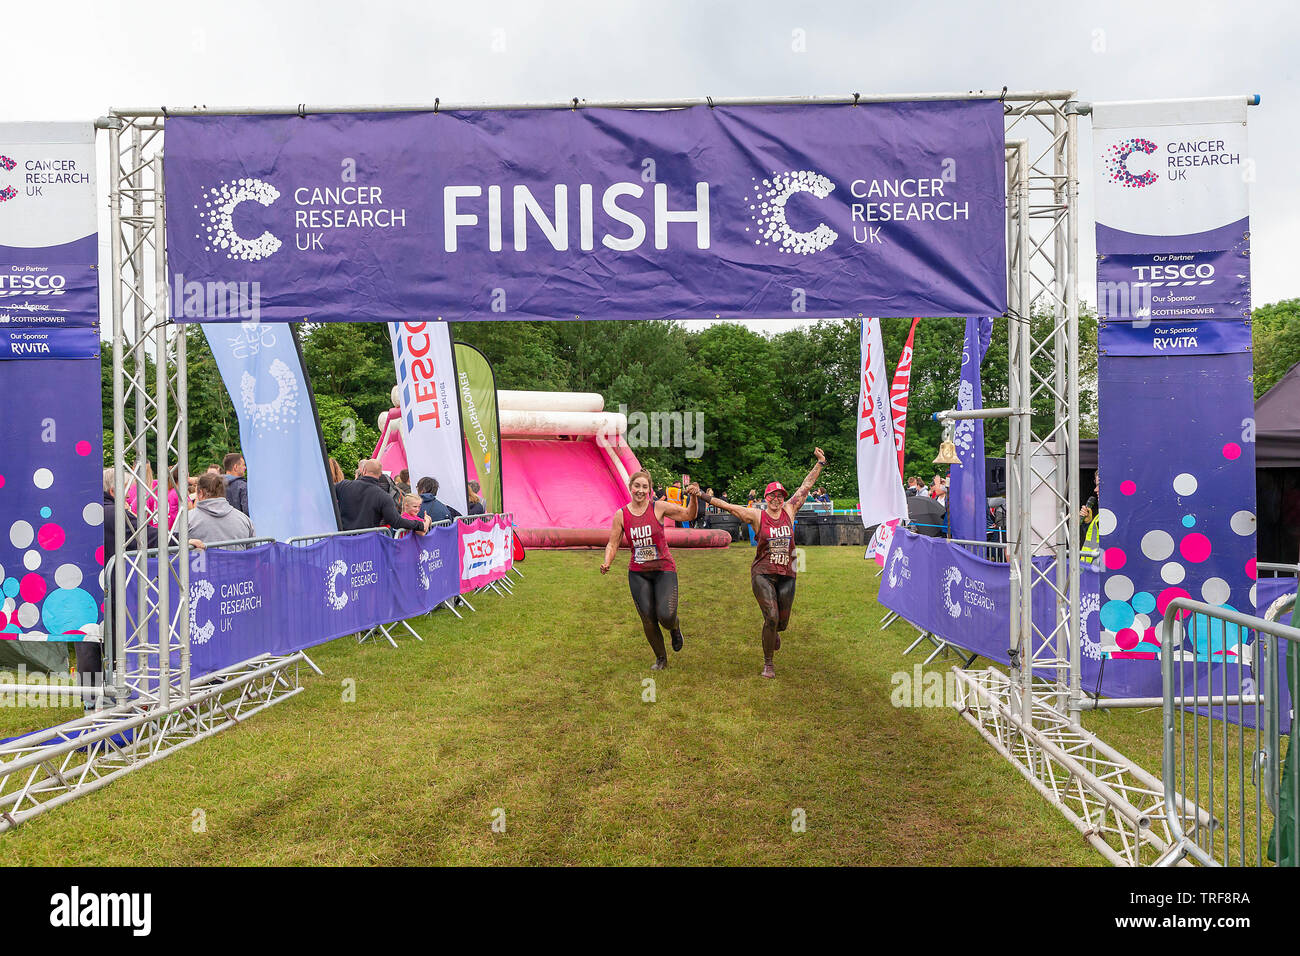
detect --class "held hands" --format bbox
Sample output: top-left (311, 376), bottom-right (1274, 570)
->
top-left (685, 482), bottom-right (701, 497)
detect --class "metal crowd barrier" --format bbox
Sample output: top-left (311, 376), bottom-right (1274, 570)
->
top-left (286, 525), bottom-right (446, 645)
top-left (454, 512), bottom-right (523, 595)
top-left (948, 536), bottom-right (1009, 564)
top-left (386, 519), bottom-right (478, 616)
top-left (1258, 562), bottom-right (1300, 579)
top-left (1156, 595), bottom-right (1300, 867)
top-left (883, 536), bottom-right (1007, 667)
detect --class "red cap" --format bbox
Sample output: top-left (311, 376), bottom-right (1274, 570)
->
top-left (765, 481), bottom-right (787, 498)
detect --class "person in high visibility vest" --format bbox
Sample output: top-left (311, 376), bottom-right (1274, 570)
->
top-left (1082, 512), bottom-right (1101, 564)
top-left (1081, 473), bottom-right (1101, 564)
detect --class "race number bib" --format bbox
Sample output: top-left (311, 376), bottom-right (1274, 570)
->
top-left (769, 531), bottom-right (791, 566)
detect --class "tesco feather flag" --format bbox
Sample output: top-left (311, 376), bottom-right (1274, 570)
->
top-left (857, 318), bottom-right (909, 530)
top-left (388, 321), bottom-right (469, 515)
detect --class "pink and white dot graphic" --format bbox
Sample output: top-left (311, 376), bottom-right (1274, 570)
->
top-left (1104, 138), bottom-right (1159, 189)
top-left (1098, 405), bottom-right (1257, 664)
top-left (0, 360), bottom-right (105, 642)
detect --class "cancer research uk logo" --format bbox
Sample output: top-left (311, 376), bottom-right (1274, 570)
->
top-left (745, 167), bottom-right (974, 255)
top-left (1104, 134), bottom-right (1242, 191)
top-left (239, 358), bottom-right (300, 438)
top-left (886, 545), bottom-right (909, 589)
top-left (189, 579), bottom-right (216, 645)
top-left (196, 177), bottom-right (408, 262)
top-left (198, 179), bottom-right (283, 261)
top-left (417, 547), bottom-right (443, 591)
top-left (1104, 138), bottom-right (1160, 189)
top-left (0, 155), bottom-right (16, 202)
top-left (941, 565), bottom-right (997, 620)
top-left (0, 150), bottom-right (90, 205)
top-left (942, 566), bottom-right (964, 619)
top-left (325, 559), bottom-right (349, 611)
top-left (748, 171), bottom-right (839, 256)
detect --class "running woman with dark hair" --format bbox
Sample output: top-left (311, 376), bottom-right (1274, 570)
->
top-left (698, 448), bottom-right (825, 678)
top-left (601, 471), bottom-right (699, 670)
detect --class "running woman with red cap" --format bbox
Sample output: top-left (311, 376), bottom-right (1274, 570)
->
top-left (601, 471), bottom-right (700, 670)
top-left (697, 448), bottom-right (826, 678)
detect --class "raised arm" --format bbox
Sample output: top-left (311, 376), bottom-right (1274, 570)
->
top-left (600, 508), bottom-right (624, 574)
top-left (786, 447), bottom-right (827, 517)
top-left (697, 491), bottom-right (761, 530)
top-left (656, 483), bottom-right (700, 524)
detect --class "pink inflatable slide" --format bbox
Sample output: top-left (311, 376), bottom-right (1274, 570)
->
top-left (372, 388), bottom-right (729, 550)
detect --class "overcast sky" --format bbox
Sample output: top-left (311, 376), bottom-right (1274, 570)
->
top-left (8, 0), bottom-right (1295, 332)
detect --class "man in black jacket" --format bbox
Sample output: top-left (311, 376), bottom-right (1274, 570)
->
top-left (222, 452), bottom-right (250, 516)
top-left (337, 459), bottom-right (431, 533)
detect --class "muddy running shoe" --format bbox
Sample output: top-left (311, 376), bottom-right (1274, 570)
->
top-left (651, 657), bottom-right (669, 671)
top-left (760, 663), bottom-right (776, 679)
top-left (671, 628), bottom-right (684, 652)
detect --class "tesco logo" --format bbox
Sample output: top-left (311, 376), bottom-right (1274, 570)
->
top-left (0, 273), bottom-right (67, 294)
top-left (467, 539), bottom-right (494, 559)
top-left (395, 321), bottom-right (446, 430)
top-left (1132, 263), bottom-right (1214, 282)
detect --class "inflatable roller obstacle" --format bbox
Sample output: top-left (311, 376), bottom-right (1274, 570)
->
top-left (373, 386), bottom-right (729, 550)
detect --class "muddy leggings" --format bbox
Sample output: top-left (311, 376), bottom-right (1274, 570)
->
top-left (628, 570), bottom-right (679, 659)
top-left (752, 572), bottom-right (797, 664)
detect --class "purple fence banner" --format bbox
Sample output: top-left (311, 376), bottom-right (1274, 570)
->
top-left (164, 102), bottom-right (1008, 323)
top-left (879, 530), bottom-right (1270, 718)
top-left (127, 523), bottom-right (465, 680)
top-left (187, 542), bottom-right (280, 676)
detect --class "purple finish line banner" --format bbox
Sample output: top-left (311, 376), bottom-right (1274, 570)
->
top-left (164, 102), bottom-right (1008, 323)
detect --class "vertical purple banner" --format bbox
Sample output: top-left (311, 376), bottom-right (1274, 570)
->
top-left (0, 123), bottom-right (103, 644)
top-left (949, 316), bottom-right (992, 542)
top-left (1093, 98), bottom-right (1257, 673)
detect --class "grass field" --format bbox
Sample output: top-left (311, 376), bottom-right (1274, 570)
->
top-left (0, 544), bottom-right (1178, 866)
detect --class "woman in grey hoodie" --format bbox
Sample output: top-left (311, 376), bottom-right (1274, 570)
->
top-left (188, 472), bottom-right (257, 547)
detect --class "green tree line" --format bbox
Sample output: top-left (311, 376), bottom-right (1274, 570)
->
top-left (100, 301), bottom-right (1299, 504)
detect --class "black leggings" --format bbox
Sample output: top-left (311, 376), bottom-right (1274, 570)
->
top-left (752, 573), bottom-right (796, 664)
top-left (628, 570), bottom-right (680, 659)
